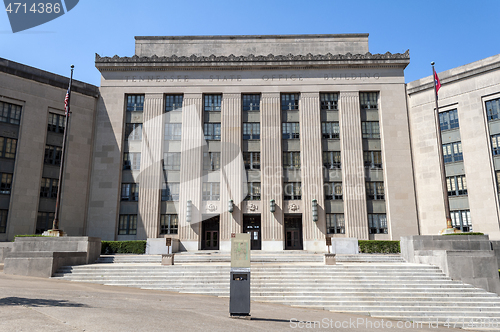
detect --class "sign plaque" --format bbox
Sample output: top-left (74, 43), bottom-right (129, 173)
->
top-left (231, 233), bottom-right (251, 268)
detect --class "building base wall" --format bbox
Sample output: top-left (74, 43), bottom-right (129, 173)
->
top-left (261, 241), bottom-right (283, 251)
top-left (179, 240), bottom-right (199, 252)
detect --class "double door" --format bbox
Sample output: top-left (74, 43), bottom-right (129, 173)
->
top-left (243, 215), bottom-right (261, 250)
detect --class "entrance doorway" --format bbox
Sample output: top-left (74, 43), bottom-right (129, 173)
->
top-left (284, 215), bottom-right (303, 250)
top-left (202, 216), bottom-right (219, 250)
top-left (243, 215), bottom-right (261, 250)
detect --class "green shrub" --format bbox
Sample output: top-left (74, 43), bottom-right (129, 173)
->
top-left (358, 240), bottom-right (400, 253)
top-left (442, 232), bottom-right (484, 236)
top-left (101, 241), bottom-right (146, 254)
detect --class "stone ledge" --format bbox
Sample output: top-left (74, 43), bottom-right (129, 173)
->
top-left (4, 251), bottom-right (87, 278)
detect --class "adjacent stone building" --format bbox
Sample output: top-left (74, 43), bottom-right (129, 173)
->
top-left (0, 58), bottom-right (98, 241)
top-left (407, 54), bottom-right (500, 240)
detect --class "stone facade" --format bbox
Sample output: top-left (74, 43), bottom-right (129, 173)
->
top-left (0, 58), bottom-right (98, 241)
top-left (88, 34), bottom-right (419, 250)
top-left (407, 55), bottom-right (500, 240)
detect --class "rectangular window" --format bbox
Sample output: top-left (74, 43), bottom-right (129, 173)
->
top-left (364, 151), bottom-right (382, 169)
top-left (0, 173), bottom-right (12, 195)
top-left (323, 151), bottom-right (341, 169)
top-left (282, 122), bottom-right (300, 139)
top-left (283, 152), bottom-right (301, 169)
top-left (360, 92), bottom-right (378, 110)
top-left (121, 183), bottom-right (139, 201)
top-left (160, 214), bottom-right (179, 234)
top-left (125, 123), bottom-right (143, 141)
top-left (324, 182), bottom-right (343, 200)
top-left (450, 210), bottom-right (472, 232)
top-left (492, 135), bottom-right (500, 156)
top-left (118, 214), bottom-right (137, 235)
top-left (204, 123), bottom-right (221, 140)
top-left (368, 213), bottom-right (387, 234)
top-left (203, 152), bottom-right (221, 171)
top-left (366, 181), bottom-right (385, 200)
top-left (246, 182), bottom-right (261, 200)
top-left (204, 95), bottom-right (222, 112)
top-left (162, 182), bottom-right (179, 201)
top-left (0, 101), bottom-right (22, 125)
top-left (40, 178), bottom-right (58, 199)
top-left (165, 123), bottom-right (182, 140)
top-left (165, 95), bottom-right (183, 112)
top-left (243, 152), bottom-right (260, 170)
top-left (36, 212), bottom-right (54, 234)
top-left (163, 152), bottom-right (181, 171)
top-left (497, 171), bottom-right (500, 193)
top-left (123, 152), bottom-right (141, 170)
top-left (242, 94), bottom-right (260, 111)
top-left (443, 142), bottom-right (463, 163)
top-left (284, 182), bottom-right (301, 200)
top-left (322, 122), bottom-right (340, 139)
top-left (361, 121), bottom-right (380, 139)
top-left (0, 137), bottom-right (17, 159)
top-left (0, 209), bottom-right (7, 233)
top-left (126, 95), bottom-right (144, 112)
top-left (320, 93), bottom-right (339, 111)
top-left (486, 98), bottom-right (500, 121)
top-left (44, 145), bottom-right (62, 166)
top-left (281, 93), bottom-right (300, 111)
top-left (439, 109), bottom-right (459, 131)
top-left (202, 182), bottom-right (220, 201)
top-left (446, 175), bottom-right (467, 196)
top-left (326, 213), bottom-right (345, 234)
top-left (243, 123), bottom-right (260, 140)
top-left (47, 113), bottom-right (65, 133)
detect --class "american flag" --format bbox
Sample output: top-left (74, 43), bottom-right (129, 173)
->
top-left (433, 69), bottom-right (441, 97)
top-left (64, 88), bottom-right (70, 115)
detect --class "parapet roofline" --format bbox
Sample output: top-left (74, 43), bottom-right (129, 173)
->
top-left (0, 57), bottom-right (99, 98)
top-left (134, 33), bottom-right (370, 41)
top-left (95, 50), bottom-right (410, 71)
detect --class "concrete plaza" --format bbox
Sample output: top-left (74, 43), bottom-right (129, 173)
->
top-left (0, 264), bottom-right (470, 332)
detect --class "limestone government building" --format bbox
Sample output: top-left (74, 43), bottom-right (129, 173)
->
top-left (1, 34), bottom-right (499, 251)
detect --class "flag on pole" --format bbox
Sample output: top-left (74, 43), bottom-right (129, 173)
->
top-left (64, 88), bottom-right (70, 115)
top-left (433, 69), bottom-right (441, 96)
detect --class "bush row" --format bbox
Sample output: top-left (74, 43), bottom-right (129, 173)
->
top-left (358, 240), bottom-right (400, 253)
top-left (101, 241), bottom-right (146, 254)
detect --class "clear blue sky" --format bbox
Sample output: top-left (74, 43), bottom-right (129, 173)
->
top-left (1, 0), bottom-right (498, 86)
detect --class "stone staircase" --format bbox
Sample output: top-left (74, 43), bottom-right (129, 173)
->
top-left (53, 253), bottom-right (500, 327)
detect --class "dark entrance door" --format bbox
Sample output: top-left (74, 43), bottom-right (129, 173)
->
top-left (202, 216), bottom-right (219, 250)
top-left (284, 215), bottom-right (303, 250)
top-left (243, 215), bottom-right (261, 250)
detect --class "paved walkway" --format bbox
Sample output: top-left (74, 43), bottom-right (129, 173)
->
top-left (0, 266), bottom-right (469, 332)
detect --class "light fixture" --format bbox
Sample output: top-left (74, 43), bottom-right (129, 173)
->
top-left (312, 199), bottom-right (318, 222)
top-left (270, 199), bottom-right (276, 213)
top-left (186, 200), bottom-right (192, 223)
top-left (228, 199), bottom-right (234, 213)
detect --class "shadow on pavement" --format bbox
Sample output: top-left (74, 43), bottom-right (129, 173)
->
top-left (0, 297), bottom-right (89, 308)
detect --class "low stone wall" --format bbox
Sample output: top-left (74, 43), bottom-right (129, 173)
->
top-left (401, 235), bottom-right (500, 295)
top-left (492, 241), bottom-right (500, 270)
top-left (0, 242), bottom-right (14, 263)
top-left (4, 251), bottom-right (87, 278)
top-left (329, 238), bottom-right (358, 254)
top-left (11, 237), bottom-right (101, 264)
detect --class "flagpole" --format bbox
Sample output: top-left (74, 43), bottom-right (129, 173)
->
top-left (431, 62), bottom-right (453, 231)
top-left (51, 65), bottom-right (74, 234)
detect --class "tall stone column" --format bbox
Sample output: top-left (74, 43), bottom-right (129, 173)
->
top-left (137, 93), bottom-right (163, 239)
top-left (179, 93), bottom-right (204, 250)
top-left (220, 93), bottom-right (244, 250)
top-left (339, 92), bottom-right (369, 239)
top-left (261, 92), bottom-right (284, 250)
top-left (299, 93), bottom-right (326, 249)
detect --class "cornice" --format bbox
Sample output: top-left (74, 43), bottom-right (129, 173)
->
top-left (95, 51), bottom-right (410, 71)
